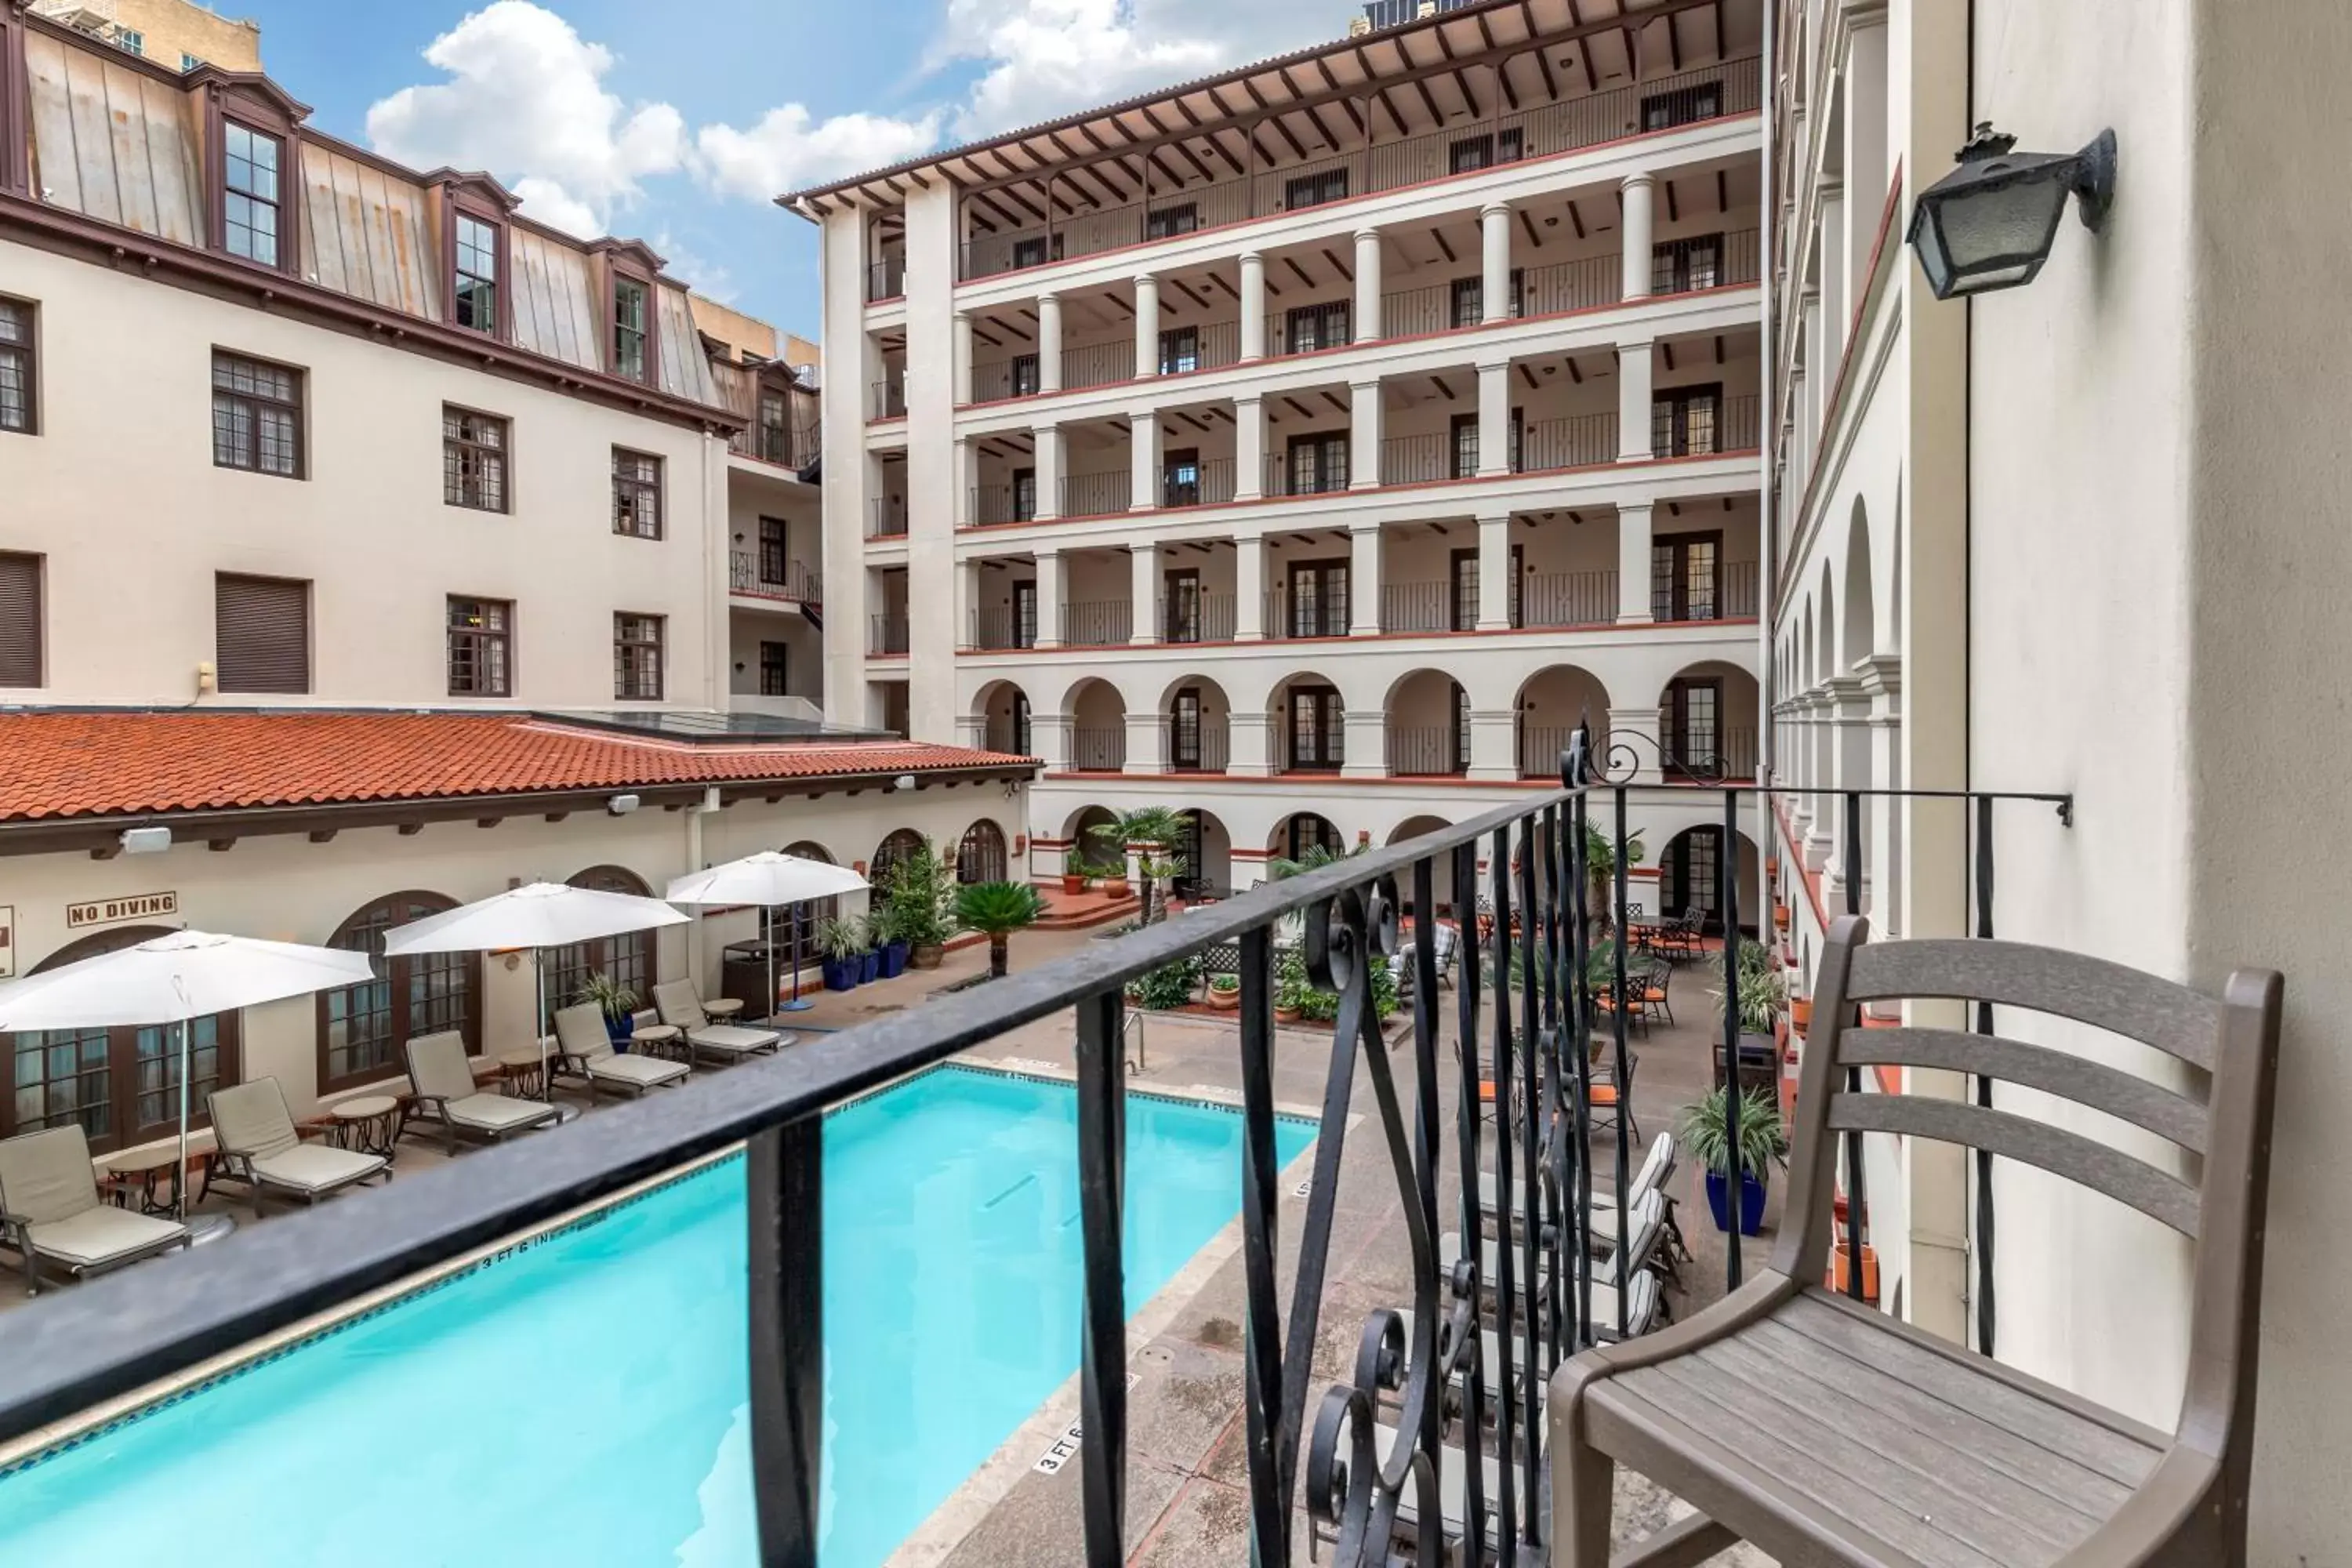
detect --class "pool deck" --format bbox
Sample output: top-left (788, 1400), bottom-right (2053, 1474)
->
top-left (5, 920), bottom-right (1777, 1563)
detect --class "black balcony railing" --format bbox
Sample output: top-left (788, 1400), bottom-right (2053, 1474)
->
top-left (1517, 412), bottom-right (1621, 472)
top-left (731, 554), bottom-right (821, 602)
top-left (1650, 561), bottom-right (1761, 622)
top-left (1385, 724), bottom-right (1466, 777)
top-left (1379, 580), bottom-right (1471, 635)
top-left (1517, 724), bottom-right (1591, 779)
top-left (966, 606), bottom-right (1038, 652)
top-left (0, 725), bottom-right (2074, 1568)
top-left (1651, 394), bottom-right (1761, 458)
top-left (971, 485), bottom-right (1031, 527)
top-left (1064, 339), bottom-right (1136, 392)
top-left (1162, 457), bottom-right (1236, 510)
top-left (1382, 254), bottom-right (1623, 337)
top-left (1062, 470), bottom-right (1133, 518)
top-left (1519, 253), bottom-right (1624, 317)
top-left (1165, 717), bottom-right (1230, 772)
top-left (1068, 725), bottom-right (1127, 772)
top-left (1379, 432), bottom-right (1457, 488)
top-left (1665, 727), bottom-right (1759, 780)
top-left (1263, 587), bottom-right (1352, 640)
top-left (1059, 600), bottom-right (1133, 648)
top-left (869, 376), bottom-right (906, 420)
top-left (868, 498), bottom-right (909, 539)
top-left (868, 614), bottom-right (909, 655)
top-left (1652, 228), bottom-right (1762, 294)
top-left (729, 417), bottom-right (822, 470)
top-left (1164, 591), bottom-right (1236, 644)
top-left (1262, 454), bottom-right (1355, 499)
top-left (1157, 321), bottom-right (1241, 376)
top-left (1519, 568), bottom-right (1619, 628)
top-left (957, 58), bottom-right (1762, 281)
top-left (866, 255), bottom-right (906, 302)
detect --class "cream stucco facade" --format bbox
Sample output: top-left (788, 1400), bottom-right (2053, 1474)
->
top-left (1766, 0), bottom-right (2352, 1551)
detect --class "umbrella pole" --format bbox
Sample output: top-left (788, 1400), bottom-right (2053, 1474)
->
top-left (175, 1015), bottom-right (191, 1224)
top-left (779, 898), bottom-right (813, 1011)
top-left (536, 948), bottom-right (549, 1092)
top-left (764, 905), bottom-right (776, 1026)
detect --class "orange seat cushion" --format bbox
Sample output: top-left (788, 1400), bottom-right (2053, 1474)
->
top-left (1590, 1085), bottom-right (1620, 1106)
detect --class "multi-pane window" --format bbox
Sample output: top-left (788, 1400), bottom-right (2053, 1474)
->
top-left (1450, 270), bottom-right (1523, 327)
top-left (0, 299), bottom-right (32, 434)
top-left (612, 278), bottom-right (650, 381)
top-left (612, 448), bottom-right (662, 538)
top-left (1642, 83), bottom-right (1723, 130)
top-left (1448, 129), bottom-right (1523, 173)
top-left (320, 895), bottom-right (479, 1089)
top-left (1450, 414), bottom-right (1479, 480)
top-left (1284, 301), bottom-right (1352, 354)
top-left (757, 390), bottom-right (791, 463)
top-left (211, 351), bottom-right (302, 477)
top-left (116, 29), bottom-right (145, 55)
top-left (442, 406), bottom-right (509, 511)
top-left (546, 869), bottom-right (657, 1014)
top-left (759, 640), bottom-right (789, 696)
top-left (1287, 559), bottom-right (1350, 637)
top-left (1284, 169), bottom-right (1349, 210)
top-left (455, 216), bottom-right (499, 332)
top-left (1159, 326), bottom-right (1200, 376)
top-left (1011, 354), bottom-right (1041, 397)
top-left (614, 612), bottom-right (664, 700)
top-left (1011, 466), bottom-right (1038, 524)
top-left (1287, 433), bottom-right (1349, 496)
top-left (447, 597), bottom-right (513, 697)
top-left (1145, 202), bottom-right (1200, 240)
top-left (1652, 535), bottom-right (1722, 622)
top-left (1652, 386), bottom-right (1723, 457)
top-left (757, 516), bottom-right (790, 586)
top-left (1653, 234), bottom-right (1724, 293)
top-left (222, 123), bottom-right (282, 267)
top-left (1287, 686), bottom-right (1345, 769)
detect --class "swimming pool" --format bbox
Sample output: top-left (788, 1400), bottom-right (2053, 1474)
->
top-left (0, 1065), bottom-right (1316, 1566)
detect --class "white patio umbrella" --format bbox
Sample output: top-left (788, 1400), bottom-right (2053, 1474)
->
top-left (666, 851), bottom-right (869, 1020)
top-left (382, 883), bottom-right (691, 1112)
top-left (0, 931), bottom-right (375, 1236)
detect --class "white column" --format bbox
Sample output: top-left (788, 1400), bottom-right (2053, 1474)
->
top-left (1606, 705), bottom-right (1663, 783)
top-left (1239, 252), bottom-right (1267, 359)
top-left (1037, 292), bottom-right (1063, 393)
top-left (1034, 423), bottom-right (1063, 521)
top-left (1227, 713), bottom-right (1271, 777)
top-left (1477, 360), bottom-right (1511, 477)
top-left (1033, 713), bottom-right (1072, 772)
top-left (1861, 656), bottom-right (1904, 942)
top-left (951, 434), bottom-right (973, 528)
top-left (953, 310), bottom-right (974, 404)
top-left (1129, 408), bottom-right (1161, 513)
top-left (1134, 274), bottom-right (1160, 379)
top-left (1349, 524), bottom-right (1382, 635)
top-left (1468, 710), bottom-right (1519, 782)
top-left (1617, 338), bottom-right (1654, 462)
top-left (1235, 394), bottom-right (1265, 500)
top-left (1827, 674), bottom-right (1871, 909)
top-left (1341, 710), bottom-right (1387, 779)
top-left (1480, 202), bottom-right (1512, 322)
top-left (956, 559), bottom-right (982, 649)
top-left (1620, 172), bottom-right (1656, 302)
top-left (1350, 379), bottom-right (1382, 489)
top-left (1617, 502), bottom-right (1654, 622)
top-left (1353, 229), bottom-right (1383, 343)
top-left (1123, 710), bottom-right (1167, 775)
top-left (1476, 511), bottom-right (1512, 630)
top-left (1235, 534), bottom-right (1266, 640)
top-left (1036, 548), bottom-right (1065, 649)
top-left (1130, 545), bottom-right (1159, 644)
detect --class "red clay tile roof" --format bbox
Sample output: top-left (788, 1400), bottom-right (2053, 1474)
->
top-left (0, 712), bottom-right (1034, 823)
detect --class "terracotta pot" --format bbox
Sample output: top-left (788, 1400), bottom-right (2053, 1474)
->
top-left (1273, 1004), bottom-right (1301, 1025)
top-left (1789, 996), bottom-right (1813, 1032)
top-left (1773, 903), bottom-right (1791, 931)
top-left (1830, 1240), bottom-right (1881, 1304)
top-left (1207, 984), bottom-right (1241, 1011)
top-left (910, 943), bottom-right (946, 970)
top-left (1062, 873), bottom-right (1087, 895)
top-left (1103, 877), bottom-right (1132, 900)
top-left (1765, 857), bottom-right (1780, 879)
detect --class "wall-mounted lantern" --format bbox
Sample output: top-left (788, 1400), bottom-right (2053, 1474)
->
top-left (1907, 123), bottom-right (2117, 299)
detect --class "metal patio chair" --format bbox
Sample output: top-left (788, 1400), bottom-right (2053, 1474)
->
top-left (1550, 914), bottom-right (2283, 1568)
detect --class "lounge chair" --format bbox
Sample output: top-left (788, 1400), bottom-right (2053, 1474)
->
top-left (1307, 1406), bottom-right (1524, 1559)
top-left (209, 1078), bottom-right (390, 1214)
top-left (405, 1031), bottom-right (559, 1151)
top-left (1479, 1131), bottom-right (1681, 1254)
top-left (0, 1126), bottom-right (188, 1294)
top-left (651, 980), bottom-right (787, 1066)
top-left (553, 1003), bottom-right (690, 1098)
top-left (1443, 1189), bottom-right (1668, 1341)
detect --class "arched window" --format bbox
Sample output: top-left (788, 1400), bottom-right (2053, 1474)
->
top-left (318, 891), bottom-right (481, 1094)
top-left (546, 866), bottom-right (657, 1017)
top-left (779, 841), bottom-right (842, 945)
top-left (956, 819), bottom-right (1007, 884)
top-left (4, 926), bottom-right (241, 1155)
top-left (872, 829), bottom-right (926, 887)
top-left (1280, 812), bottom-right (1345, 863)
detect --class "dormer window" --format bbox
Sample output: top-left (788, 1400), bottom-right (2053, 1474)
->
top-left (223, 123), bottom-right (282, 267)
top-left (612, 278), bottom-right (650, 381)
top-left (455, 215), bottom-right (499, 332)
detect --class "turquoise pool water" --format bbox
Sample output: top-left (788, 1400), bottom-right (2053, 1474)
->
top-left (0, 1065), bottom-right (1315, 1566)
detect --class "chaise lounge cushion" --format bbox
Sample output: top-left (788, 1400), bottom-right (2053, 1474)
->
top-left (590, 1053), bottom-right (689, 1091)
top-left (249, 1142), bottom-right (386, 1195)
top-left (444, 1093), bottom-right (557, 1133)
top-left (685, 1023), bottom-right (783, 1057)
top-left (28, 1205), bottom-right (184, 1269)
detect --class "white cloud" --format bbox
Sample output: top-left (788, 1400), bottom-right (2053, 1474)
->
top-left (365, 2), bottom-right (689, 234)
top-left (695, 107), bottom-right (943, 204)
top-left (938, 0), bottom-right (1334, 140)
top-left (652, 231), bottom-right (735, 303)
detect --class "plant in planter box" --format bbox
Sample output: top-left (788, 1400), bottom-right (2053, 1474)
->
top-left (575, 971), bottom-right (640, 1044)
top-left (1206, 973), bottom-right (1241, 1011)
top-left (816, 916), bottom-right (865, 991)
top-left (953, 880), bottom-right (1046, 979)
top-left (867, 902), bottom-right (910, 978)
top-left (1060, 861), bottom-right (1090, 896)
top-left (884, 839), bottom-right (960, 967)
top-left (1677, 1086), bottom-right (1788, 1236)
top-left (1125, 953), bottom-right (1200, 1011)
top-left (851, 914), bottom-right (883, 983)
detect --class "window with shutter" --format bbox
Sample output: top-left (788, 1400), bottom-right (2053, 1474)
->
top-left (0, 553), bottom-right (42, 688)
top-left (215, 573), bottom-right (310, 694)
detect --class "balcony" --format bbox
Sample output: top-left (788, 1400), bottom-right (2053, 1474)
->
top-left (1165, 715), bottom-right (1230, 772)
top-left (1067, 725), bottom-right (1127, 771)
top-left (868, 497), bottom-right (909, 539)
top-left (868, 614), bottom-right (909, 656)
top-left (1385, 724), bottom-right (1466, 778)
top-left (866, 253), bottom-right (906, 303)
top-left (869, 374), bottom-right (906, 422)
top-left (729, 554), bottom-right (821, 604)
top-left (956, 59), bottom-right (1761, 282)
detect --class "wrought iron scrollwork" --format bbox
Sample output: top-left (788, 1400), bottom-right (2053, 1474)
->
top-left (1559, 717), bottom-right (1735, 789)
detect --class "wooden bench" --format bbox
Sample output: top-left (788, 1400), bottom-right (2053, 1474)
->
top-left (1551, 913), bottom-right (2283, 1568)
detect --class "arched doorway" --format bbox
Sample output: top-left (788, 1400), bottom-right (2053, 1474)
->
top-left (1657, 827), bottom-right (1762, 934)
top-left (3, 926), bottom-right (241, 1154)
top-left (1275, 811), bottom-right (1346, 866)
top-left (957, 818), bottom-right (1009, 884)
top-left (872, 828), bottom-right (927, 887)
top-left (319, 891), bottom-right (482, 1094)
top-left (1168, 808), bottom-right (1234, 899)
top-left (548, 866), bottom-right (658, 1014)
top-left (1387, 815), bottom-right (1459, 912)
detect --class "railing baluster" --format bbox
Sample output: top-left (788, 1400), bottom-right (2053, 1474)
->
top-left (1842, 789), bottom-right (1869, 1302)
top-left (746, 1114), bottom-right (824, 1568)
top-left (1236, 926), bottom-right (1288, 1567)
top-left (1450, 838), bottom-right (1489, 1553)
top-left (1074, 989), bottom-right (1127, 1567)
top-left (1610, 786), bottom-right (1633, 1339)
top-left (1721, 786), bottom-right (1745, 1289)
top-left (1407, 865), bottom-right (1446, 1486)
top-left (1973, 793), bottom-right (1999, 1354)
top-left (1487, 826), bottom-right (1520, 1546)
top-left (1570, 785), bottom-right (1595, 1352)
top-left (1538, 805), bottom-right (1566, 1373)
top-left (1514, 820), bottom-right (1544, 1517)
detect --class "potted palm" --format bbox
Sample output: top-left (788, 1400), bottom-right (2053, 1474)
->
top-left (1088, 807), bottom-right (1185, 921)
top-left (575, 971), bottom-right (639, 1046)
top-left (1679, 1086), bottom-right (1787, 1236)
top-left (954, 880), bottom-right (1045, 979)
top-left (869, 902), bottom-right (910, 979)
top-left (1581, 822), bottom-right (1647, 932)
top-left (817, 916), bottom-right (863, 992)
top-left (1061, 860), bottom-right (1089, 897)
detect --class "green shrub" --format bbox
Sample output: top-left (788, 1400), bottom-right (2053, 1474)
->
top-left (1126, 954), bottom-right (1200, 1010)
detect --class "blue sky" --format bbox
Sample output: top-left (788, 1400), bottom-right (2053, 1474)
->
top-left (241, 1), bottom-right (1344, 343)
